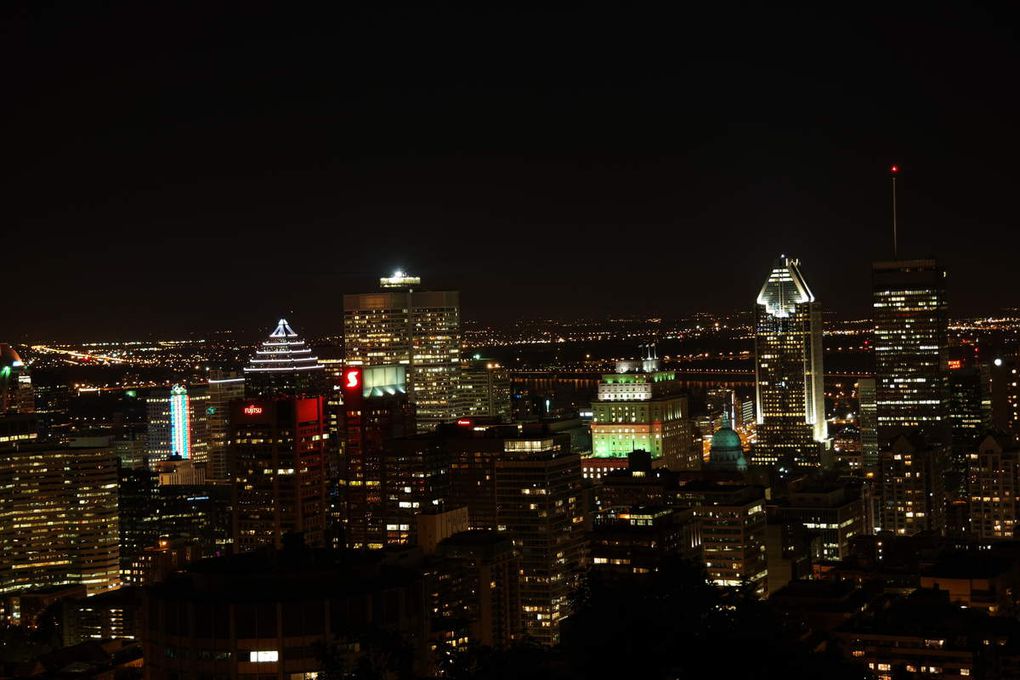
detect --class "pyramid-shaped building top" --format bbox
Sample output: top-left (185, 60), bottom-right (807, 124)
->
top-left (244, 318), bottom-right (325, 396)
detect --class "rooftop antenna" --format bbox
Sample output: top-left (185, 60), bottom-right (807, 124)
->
top-left (890, 164), bottom-right (900, 258)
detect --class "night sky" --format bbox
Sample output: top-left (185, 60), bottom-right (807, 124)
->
top-left (5, 4), bottom-right (1020, 340)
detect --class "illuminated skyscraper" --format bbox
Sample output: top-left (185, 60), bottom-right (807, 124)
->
top-left (967, 433), bottom-right (1020, 541)
top-left (877, 433), bottom-right (947, 536)
top-left (589, 346), bottom-right (694, 473)
top-left (1, 436), bottom-right (120, 596)
top-left (857, 377), bottom-right (879, 469)
top-left (145, 385), bottom-right (208, 464)
top-left (244, 318), bottom-right (327, 398)
top-left (343, 273), bottom-right (461, 433)
top-left (458, 356), bottom-right (512, 421)
top-left (872, 259), bottom-right (949, 442)
top-left (753, 256), bottom-right (827, 467)
top-left (337, 365), bottom-right (416, 549)
top-left (205, 370), bottom-right (245, 481)
top-left (0, 344), bottom-right (33, 415)
top-left (169, 385), bottom-right (191, 459)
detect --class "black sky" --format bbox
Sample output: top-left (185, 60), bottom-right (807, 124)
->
top-left (4, 3), bottom-right (1020, 340)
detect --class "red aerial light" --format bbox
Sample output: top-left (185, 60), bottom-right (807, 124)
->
top-left (243, 405), bottom-right (264, 415)
top-left (890, 164), bottom-right (899, 174)
top-left (343, 367), bottom-right (362, 392)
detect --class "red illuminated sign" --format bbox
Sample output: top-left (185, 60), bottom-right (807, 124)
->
top-left (343, 368), bottom-right (362, 392)
top-left (456, 418), bottom-right (473, 426)
top-left (947, 359), bottom-right (963, 370)
top-left (243, 405), bottom-right (264, 415)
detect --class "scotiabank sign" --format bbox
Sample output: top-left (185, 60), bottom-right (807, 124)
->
top-left (343, 368), bottom-right (362, 392)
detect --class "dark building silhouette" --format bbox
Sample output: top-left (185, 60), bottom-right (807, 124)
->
top-left (229, 396), bottom-right (327, 551)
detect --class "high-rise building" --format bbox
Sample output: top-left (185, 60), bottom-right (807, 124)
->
top-left (389, 422), bottom-right (587, 645)
top-left (872, 259), bottom-right (949, 442)
top-left (205, 370), bottom-right (245, 481)
top-left (753, 256), bottom-right (827, 468)
top-left (459, 356), bottom-right (512, 421)
top-left (876, 434), bottom-right (947, 536)
top-left (589, 347), bottom-right (695, 472)
top-left (493, 433), bottom-right (586, 645)
top-left (433, 530), bottom-right (522, 650)
top-left (243, 318), bottom-right (327, 398)
top-left (770, 481), bottom-right (864, 560)
top-left (679, 481), bottom-right (768, 598)
top-left (857, 377), bottom-right (879, 469)
top-left (229, 396), bottom-right (327, 551)
top-left (145, 384), bottom-right (208, 464)
top-left (968, 433), bottom-right (1020, 541)
top-left (590, 506), bottom-right (701, 578)
top-left (343, 273), bottom-right (461, 433)
top-left (1, 436), bottom-right (119, 595)
top-left (337, 365), bottom-right (416, 549)
top-left (0, 344), bottom-right (33, 415)
top-left (946, 349), bottom-right (991, 463)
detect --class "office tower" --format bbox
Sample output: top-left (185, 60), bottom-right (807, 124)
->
top-left (705, 414), bottom-right (748, 473)
top-left (118, 466), bottom-right (160, 582)
top-left (753, 256), bottom-right (827, 468)
top-left (395, 422), bottom-right (586, 644)
top-left (770, 481), bottom-right (864, 560)
top-left (679, 481), bottom-right (768, 598)
top-left (0, 344), bottom-right (32, 414)
top-left (383, 438), bottom-right (452, 546)
top-left (857, 377), bottom-right (879, 469)
top-left (872, 259), bottom-right (949, 441)
top-left (589, 347), bottom-right (695, 472)
top-left (145, 384), bottom-right (208, 464)
top-left (205, 370), bottom-right (245, 481)
top-left (946, 349), bottom-right (991, 462)
top-left (876, 434), bottom-right (947, 536)
top-left (114, 429), bottom-right (146, 469)
top-left (597, 450), bottom-right (683, 509)
top-left (338, 365), bottom-right (416, 549)
top-left (459, 356), bottom-right (512, 421)
top-left (343, 273), bottom-right (461, 433)
top-left (0, 436), bottom-right (120, 596)
top-left (434, 531), bottom-right (522, 650)
top-left (494, 433), bottom-right (586, 645)
top-left (739, 398), bottom-right (755, 430)
top-left (229, 396), bottom-right (327, 551)
top-left (590, 506), bottom-right (701, 577)
top-left (32, 384), bottom-right (72, 443)
top-left (243, 318), bottom-right (327, 398)
top-left (968, 433), bottom-right (1020, 541)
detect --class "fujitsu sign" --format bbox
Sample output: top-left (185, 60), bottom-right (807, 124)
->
top-left (243, 405), bottom-right (264, 415)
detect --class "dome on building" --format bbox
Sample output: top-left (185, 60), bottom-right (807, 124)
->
top-left (708, 414), bottom-right (748, 473)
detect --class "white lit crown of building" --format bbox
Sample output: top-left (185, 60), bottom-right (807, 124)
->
top-left (379, 270), bottom-right (421, 289)
top-left (756, 255), bottom-right (815, 318)
top-left (244, 318), bottom-right (325, 374)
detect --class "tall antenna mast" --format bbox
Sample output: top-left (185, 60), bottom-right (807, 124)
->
top-left (890, 164), bottom-right (900, 257)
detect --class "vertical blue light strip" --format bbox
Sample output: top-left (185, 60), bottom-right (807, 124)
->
top-left (170, 385), bottom-right (191, 459)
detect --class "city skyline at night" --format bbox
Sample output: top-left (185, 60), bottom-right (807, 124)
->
top-left (6, 5), bottom-right (1020, 679)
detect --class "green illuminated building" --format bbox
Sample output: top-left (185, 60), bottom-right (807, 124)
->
top-left (590, 347), bottom-right (695, 470)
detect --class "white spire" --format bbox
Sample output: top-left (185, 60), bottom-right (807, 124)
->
top-left (270, 318), bottom-right (298, 338)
